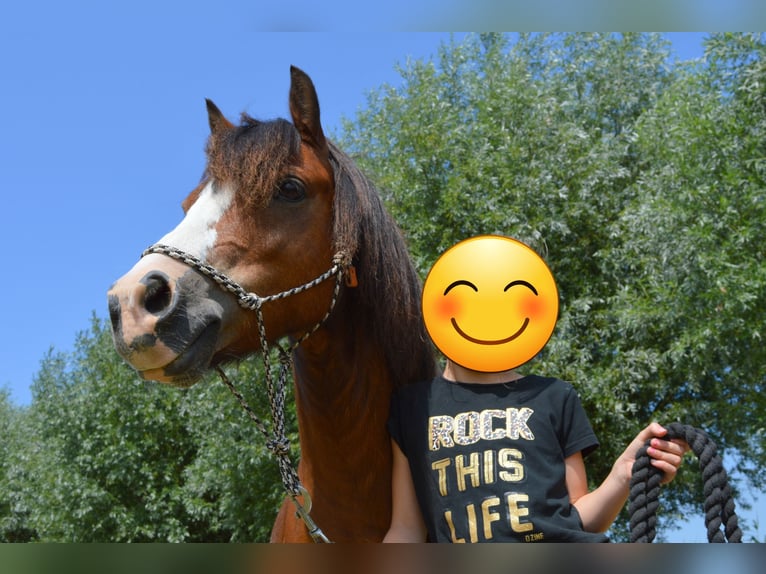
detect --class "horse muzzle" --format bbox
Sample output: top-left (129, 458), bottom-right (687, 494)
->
top-left (107, 253), bottom-right (228, 386)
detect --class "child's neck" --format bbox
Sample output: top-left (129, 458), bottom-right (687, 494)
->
top-left (442, 361), bottom-right (524, 385)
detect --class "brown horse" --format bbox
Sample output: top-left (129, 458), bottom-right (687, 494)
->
top-left (107, 66), bottom-right (436, 542)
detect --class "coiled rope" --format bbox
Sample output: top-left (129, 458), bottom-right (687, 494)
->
top-left (628, 422), bottom-right (742, 543)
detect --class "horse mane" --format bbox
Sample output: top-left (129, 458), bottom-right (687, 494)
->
top-left (328, 141), bottom-right (437, 387)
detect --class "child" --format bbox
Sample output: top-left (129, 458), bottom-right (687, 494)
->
top-left (384, 236), bottom-right (687, 542)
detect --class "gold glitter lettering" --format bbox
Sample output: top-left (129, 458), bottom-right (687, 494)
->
top-left (483, 449), bottom-right (495, 484)
top-left (454, 411), bottom-right (480, 446)
top-left (455, 453), bottom-right (481, 492)
top-left (429, 415), bottom-right (454, 451)
top-left (445, 510), bottom-right (465, 543)
top-left (506, 407), bottom-right (535, 440)
top-left (466, 503), bottom-right (479, 543)
top-left (429, 408), bottom-right (535, 452)
top-left (480, 409), bottom-right (507, 441)
top-left (481, 497), bottom-right (501, 540)
top-left (431, 458), bottom-right (452, 497)
top-left (506, 493), bottom-right (534, 533)
top-left (498, 448), bottom-right (525, 482)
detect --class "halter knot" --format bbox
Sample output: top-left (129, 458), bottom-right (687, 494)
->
top-left (266, 437), bottom-right (291, 457)
top-left (278, 349), bottom-right (292, 366)
top-left (240, 293), bottom-right (263, 311)
top-left (332, 250), bottom-right (358, 288)
top-left (332, 250), bottom-right (352, 270)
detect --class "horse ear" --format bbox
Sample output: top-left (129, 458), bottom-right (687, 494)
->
top-left (289, 66), bottom-right (328, 152)
top-left (206, 99), bottom-right (234, 135)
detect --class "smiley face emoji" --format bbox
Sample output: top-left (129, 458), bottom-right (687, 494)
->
top-left (422, 235), bottom-right (559, 372)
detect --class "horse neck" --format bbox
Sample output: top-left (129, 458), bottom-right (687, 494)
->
top-left (292, 309), bottom-right (393, 443)
top-left (290, 301), bottom-right (393, 492)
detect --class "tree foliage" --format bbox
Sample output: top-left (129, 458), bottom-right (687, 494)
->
top-left (1, 33), bottom-right (764, 542)
top-left (341, 32), bottom-right (765, 540)
top-left (1, 318), bottom-right (292, 541)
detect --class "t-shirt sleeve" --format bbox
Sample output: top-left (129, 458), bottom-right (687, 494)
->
top-left (559, 384), bottom-right (600, 458)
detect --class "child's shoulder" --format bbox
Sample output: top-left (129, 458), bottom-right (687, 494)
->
top-left (515, 373), bottom-right (581, 400)
top-left (520, 373), bottom-right (570, 387)
top-left (392, 374), bottom-right (438, 398)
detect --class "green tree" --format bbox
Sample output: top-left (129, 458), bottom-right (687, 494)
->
top-left (340, 32), bottom-right (765, 540)
top-left (0, 388), bottom-right (36, 541)
top-left (598, 32), bottom-right (766, 524)
top-left (176, 357), bottom-right (294, 542)
top-left (15, 317), bottom-right (289, 541)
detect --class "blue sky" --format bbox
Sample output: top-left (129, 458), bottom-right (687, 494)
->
top-left (0, 1), bottom-right (762, 542)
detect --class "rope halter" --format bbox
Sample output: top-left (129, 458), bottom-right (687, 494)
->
top-left (141, 243), bottom-right (353, 543)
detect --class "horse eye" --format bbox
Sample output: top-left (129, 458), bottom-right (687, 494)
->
top-left (274, 178), bottom-right (307, 203)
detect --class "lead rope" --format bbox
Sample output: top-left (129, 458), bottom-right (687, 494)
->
top-left (142, 244), bottom-right (351, 543)
top-left (628, 422), bottom-right (742, 543)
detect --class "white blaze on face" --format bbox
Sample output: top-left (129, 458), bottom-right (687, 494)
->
top-left (157, 181), bottom-right (234, 260)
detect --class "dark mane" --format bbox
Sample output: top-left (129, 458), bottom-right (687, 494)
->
top-left (328, 141), bottom-right (437, 387)
top-left (205, 115), bottom-right (299, 209)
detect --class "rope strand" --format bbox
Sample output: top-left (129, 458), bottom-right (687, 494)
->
top-left (629, 422), bottom-right (742, 543)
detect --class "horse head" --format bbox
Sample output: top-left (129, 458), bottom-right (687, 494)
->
top-left (108, 67), bottom-right (340, 386)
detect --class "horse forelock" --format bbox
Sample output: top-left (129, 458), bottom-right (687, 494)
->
top-left (328, 142), bottom-right (437, 387)
top-left (204, 115), bottom-right (300, 209)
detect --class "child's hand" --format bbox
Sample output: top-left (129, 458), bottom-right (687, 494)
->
top-left (621, 422), bottom-right (689, 485)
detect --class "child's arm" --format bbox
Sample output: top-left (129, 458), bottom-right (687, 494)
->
top-left (383, 439), bottom-right (428, 542)
top-left (568, 422), bottom-right (688, 533)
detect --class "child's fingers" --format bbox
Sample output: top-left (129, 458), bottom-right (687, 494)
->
top-left (649, 437), bottom-right (687, 456)
top-left (650, 458), bottom-right (680, 484)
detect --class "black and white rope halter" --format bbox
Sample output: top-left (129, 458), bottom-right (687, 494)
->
top-left (142, 243), bottom-right (353, 543)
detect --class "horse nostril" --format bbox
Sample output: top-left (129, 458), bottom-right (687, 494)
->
top-left (108, 293), bottom-right (122, 331)
top-left (142, 271), bottom-right (174, 315)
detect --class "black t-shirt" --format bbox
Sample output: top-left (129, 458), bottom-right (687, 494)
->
top-left (388, 374), bottom-right (608, 542)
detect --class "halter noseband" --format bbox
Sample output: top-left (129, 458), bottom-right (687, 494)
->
top-left (142, 243), bottom-right (351, 310)
top-left (141, 243), bottom-right (353, 543)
